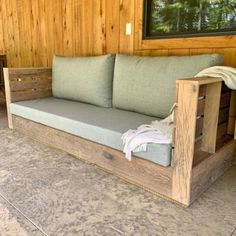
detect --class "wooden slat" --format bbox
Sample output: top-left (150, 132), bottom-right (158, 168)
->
top-left (193, 122), bottom-right (232, 167)
top-left (194, 122), bottom-right (229, 151)
top-left (10, 78), bottom-right (52, 91)
top-left (172, 81), bottom-right (199, 205)
top-left (3, 68), bottom-right (13, 128)
top-left (201, 82), bottom-right (222, 153)
top-left (220, 91), bottom-right (231, 108)
top-left (218, 107), bottom-right (230, 124)
top-left (8, 68), bottom-right (52, 79)
top-left (199, 85), bottom-right (206, 97)
top-left (196, 117), bottom-right (204, 139)
top-left (11, 89), bottom-right (52, 102)
top-left (12, 115), bottom-right (173, 199)
top-left (217, 122), bottom-right (229, 139)
top-left (197, 99), bottom-right (205, 116)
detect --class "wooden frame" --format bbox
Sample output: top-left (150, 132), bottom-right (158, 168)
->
top-left (0, 55), bottom-right (7, 86)
top-left (134, 0), bottom-right (236, 50)
top-left (3, 67), bottom-right (236, 206)
top-left (0, 55), bottom-right (7, 101)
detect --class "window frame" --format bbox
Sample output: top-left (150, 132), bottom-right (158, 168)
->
top-left (143, 0), bottom-right (236, 40)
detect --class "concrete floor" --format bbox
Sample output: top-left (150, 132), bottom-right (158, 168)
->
top-left (0, 105), bottom-right (235, 236)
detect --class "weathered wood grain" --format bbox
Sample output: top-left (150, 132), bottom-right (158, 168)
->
top-left (172, 81), bottom-right (199, 205)
top-left (3, 68), bottom-right (13, 128)
top-left (11, 89), bottom-right (52, 102)
top-left (3, 68), bottom-right (53, 127)
top-left (10, 78), bottom-right (52, 92)
top-left (201, 82), bottom-right (222, 153)
top-left (191, 140), bottom-right (235, 203)
top-left (12, 115), bottom-right (173, 199)
top-left (8, 68), bottom-right (52, 79)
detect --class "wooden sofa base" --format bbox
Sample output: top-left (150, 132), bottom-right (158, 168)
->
top-left (12, 115), bottom-right (236, 206)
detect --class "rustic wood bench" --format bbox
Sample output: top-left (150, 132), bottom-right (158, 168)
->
top-left (4, 67), bottom-right (236, 206)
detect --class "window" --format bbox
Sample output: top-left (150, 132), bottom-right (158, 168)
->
top-left (143, 0), bottom-right (236, 39)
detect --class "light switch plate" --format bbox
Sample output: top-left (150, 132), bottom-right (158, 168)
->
top-left (126, 23), bottom-right (132, 35)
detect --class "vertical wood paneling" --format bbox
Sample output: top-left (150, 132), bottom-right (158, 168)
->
top-left (119, 0), bottom-right (135, 54)
top-left (92, 0), bottom-right (106, 55)
top-left (0, 0), bottom-right (110, 67)
top-left (0, 4), bottom-right (4, 55)
top-left (1, 0), bottom-right (236, 67)
top-left (62, 0), bottom-right (74, 56)
top-left (105, 0), bottom-right (120, 53)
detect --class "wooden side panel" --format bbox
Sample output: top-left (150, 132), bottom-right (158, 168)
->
top-left (4, 68), bottom-right (52, 107)
top-left (191, 140), bottom-right (235, 203)
top-left (172, 82), bottom-right (199, 205)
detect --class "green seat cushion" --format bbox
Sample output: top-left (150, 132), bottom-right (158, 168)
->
top-left (113, 54), bottom-right (224, 118)
top-left (10, 98), bottom-right (172, 167)
top-left (52, 54), bottom-right (115, 107)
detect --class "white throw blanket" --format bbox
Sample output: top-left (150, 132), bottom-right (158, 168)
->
top-left (122, 66), bottom-right (236, 160)
top-left (195, 66), bottom-right (236, 90)
top-left (122, 107), bottom-right (175, 161)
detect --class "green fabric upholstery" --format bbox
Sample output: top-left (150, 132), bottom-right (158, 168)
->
top-left (10, 98), bottom-right (172, 166)
top-left (52, 54), bottom-right (115, 107)
top-left (113, 54), bottom-right (224, 118)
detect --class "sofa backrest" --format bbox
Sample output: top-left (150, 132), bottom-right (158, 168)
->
top-left (52, 54), bottom-right (115, 108)
top-left (113, 54), bottom-right (224, 118)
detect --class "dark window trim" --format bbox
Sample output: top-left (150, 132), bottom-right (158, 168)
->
top-left (143, 0), bottom-right (236, 40)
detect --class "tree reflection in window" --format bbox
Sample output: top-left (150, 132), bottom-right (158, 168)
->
top-left (144, 0), bottom-right (236, 38)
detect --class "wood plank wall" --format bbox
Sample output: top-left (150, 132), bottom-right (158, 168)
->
top-left (1, 0), bottom-right (236, 67)
top-left (0, 0), bottom-right (235, 131)
top-left (0, 0), bottom-right (115, 67)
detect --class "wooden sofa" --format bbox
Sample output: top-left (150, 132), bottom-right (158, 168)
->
top-left (3, 65), bottom-right (236, 207)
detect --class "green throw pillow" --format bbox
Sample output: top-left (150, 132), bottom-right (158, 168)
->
top-left (113, 54), bottom-right (224, 118)
top-left (52, 54), bottom-right (115, 107)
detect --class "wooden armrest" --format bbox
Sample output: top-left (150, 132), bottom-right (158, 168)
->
top-left (172, 76), bottom-right (223, 205)
top-left (177, 76), bottom-right (223, 85)
top-left (3, 67), bottom-right (52, 129)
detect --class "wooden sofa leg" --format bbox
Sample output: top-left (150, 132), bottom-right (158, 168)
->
top-left (172, 82), bottom-right (199, 206)
top-left (3, 68), bottom-right (13, 129)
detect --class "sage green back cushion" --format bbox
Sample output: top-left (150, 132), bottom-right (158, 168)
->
top-left (52, 54), bottom-right (115, 107)
top-left (113, 54), bottom-right (224, 118)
